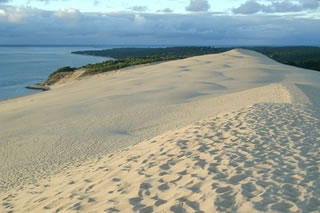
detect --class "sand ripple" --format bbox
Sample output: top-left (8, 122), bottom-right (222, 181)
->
top-left (1, 103), bottom-right (319, 212)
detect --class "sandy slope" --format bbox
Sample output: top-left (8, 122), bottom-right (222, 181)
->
top-left (1, 49), bottom-right (320, 212)
top-left (1, 86), bottom-right (320, 213)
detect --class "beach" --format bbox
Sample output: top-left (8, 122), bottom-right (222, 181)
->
top-left (1, 49), bottom-right (320, 212)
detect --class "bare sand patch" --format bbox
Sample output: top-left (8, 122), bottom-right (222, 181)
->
top-left (1, 98), bottom-right (319, 212)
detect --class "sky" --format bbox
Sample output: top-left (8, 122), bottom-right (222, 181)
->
top-left (0, 0), bottom-right (320, 45)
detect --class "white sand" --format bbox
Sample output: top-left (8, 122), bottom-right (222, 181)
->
top-left (1, 49), bottom-right (320, 212)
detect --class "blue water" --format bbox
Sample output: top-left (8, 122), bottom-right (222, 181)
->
top-left (0, 46), bottom-right (109, 100)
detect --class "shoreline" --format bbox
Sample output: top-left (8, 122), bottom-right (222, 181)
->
top-left (0, 47), bottom-right (108, 102)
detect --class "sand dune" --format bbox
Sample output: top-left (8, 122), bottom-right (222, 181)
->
top-left (1, 49), bottom-right (320, 212)
top-left (1, 94), bottom-right (320, 212)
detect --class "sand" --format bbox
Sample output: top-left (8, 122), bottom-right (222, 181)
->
top-left (1, 49), bottom-right (320, 212)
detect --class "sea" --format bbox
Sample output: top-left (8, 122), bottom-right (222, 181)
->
top-left (0, 45), bottom-right (112, 100)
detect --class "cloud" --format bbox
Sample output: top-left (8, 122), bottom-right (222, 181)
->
top-left (233, 0), bottom-right (320, 14)
top-left (129, 6), bottom-right (148, 12)
top-left (27, 0), bottom-right (63, 2)
top-left (157, 8), bottom-right (173, 13)
top-left (0, 0), bottom-right (10, 4)
top-left (186, 0), bottom-right (210, 12)
top-left (134, 14), bottom-right (146, 25)
top-left (301, 0), bottom-right (320, 9)
top-left (0, 6), bottom-right (44, 23)
top-left (232, 0), bottom-right (264, 14)
top-left (93, 0), bottom-right (100, 6)
top-left (55, 8), bottom-right (81, 22)
top-left (0, 6), bottom-right (319, 46)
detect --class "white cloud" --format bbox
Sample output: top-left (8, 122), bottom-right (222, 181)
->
top-left (134, 14), bottom-right (146, 24)
top-left (0, 6), bottom-right (42, 23)
top-left (186, 0), bottom-right (210, 12)
top-left (0, 9), bottom-right (6, 15)
top-left (233, 0), bottom-right (320, 14)
top-left (55, 8), bottom-right (81, 22)
top-left (158, 8), bottom-right (173, 13)
top-left (233, 0), bottom-right (263, 14)
top-left (130, 6), bottom-right (148, 12)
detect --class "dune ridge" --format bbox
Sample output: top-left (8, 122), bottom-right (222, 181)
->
top-left (1, 49), bottom-right (320, 212)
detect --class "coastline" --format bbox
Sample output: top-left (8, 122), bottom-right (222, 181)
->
top-left (0, 46), bottom-right (108, 101)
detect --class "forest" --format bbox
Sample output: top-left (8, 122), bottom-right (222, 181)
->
top-left (247, 46), bottom-right (320, 72)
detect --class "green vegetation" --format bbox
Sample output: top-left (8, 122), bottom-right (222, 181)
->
top-left (44, 66), bottom-right (77, 85)
top-left (247, 46), bottom-right (320, 72)
top-left (72, 46), bottom-right (231, 59)
top-left (81, 56), bottom-right (184, 76)
top-left (48, 66), bottom-right (77, 78)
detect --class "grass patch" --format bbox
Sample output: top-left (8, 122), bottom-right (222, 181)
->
top-left (81, 56), bottom-right (184, 76)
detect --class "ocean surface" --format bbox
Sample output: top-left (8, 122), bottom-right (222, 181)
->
top-left (0, 46), bottom-right (111, 101)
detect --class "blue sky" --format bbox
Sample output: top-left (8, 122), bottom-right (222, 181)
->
top-left (0, 0), bottom-right (320, 45)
